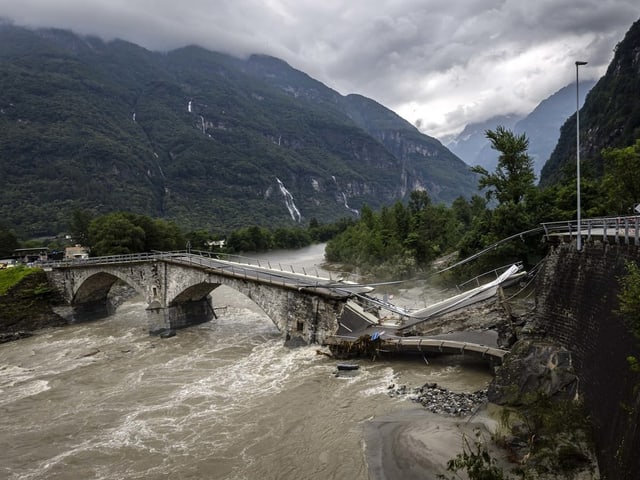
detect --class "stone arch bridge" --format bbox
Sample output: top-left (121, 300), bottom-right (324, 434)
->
top-left (44, 251), bottom-right (369, 345)
top-left (43, 251), bottom-right (517, 362)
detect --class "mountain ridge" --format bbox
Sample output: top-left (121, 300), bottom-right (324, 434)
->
top-left (540, 18), bottom-right (640, 186)
top-left (447, 81), bottom-right (595, 179)
top-left (0, 24), bottom-right (476, 237)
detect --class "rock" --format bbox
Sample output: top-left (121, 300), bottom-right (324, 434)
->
top-left (388, 382), bottom-right (487, 416)
top-left (488, 339), bottom-right (578, 405)
top-left (0, 331), bottom-right (33, 343)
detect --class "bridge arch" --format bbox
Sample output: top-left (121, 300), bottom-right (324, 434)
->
top-left (68, 271), bottom-right (148, 320)
top-left (165, 274), bottom-right (331, 340)
top-left (45, 255), bottom-right (352, 344)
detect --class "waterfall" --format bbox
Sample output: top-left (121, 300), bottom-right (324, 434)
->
top-left (276, 178), bottom-right (302, 222)
top-left (342, 193), bottom-right (359, 216)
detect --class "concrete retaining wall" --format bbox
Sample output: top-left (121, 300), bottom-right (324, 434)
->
top-left (533, 241), bottom-right (640, 479)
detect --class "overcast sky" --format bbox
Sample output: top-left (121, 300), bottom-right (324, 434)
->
top-left (1, 0), bottom-right (638, 140)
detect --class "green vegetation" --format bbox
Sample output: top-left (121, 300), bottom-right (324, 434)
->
top-left (618, 260), bottom-right (640, 339)
top-left (0, 265), bottom-right (37, 295)
top-left (325, 126), bottom-right (640, 280)
top-left (326, 126), bottom-right (549, 279)
top-left (42, 210), bottom-right (351, 257)
top-left (325, 191), bottom-right (478, 278)
top-left (88, 212), bottom-right (185, 256)
top-left (0, 24), bottom-right (475, 239)
top-left (541, 18), bottom-right (640, 186)
top-left (440, 394), bottom-right (594, 479)
top-left (439, 430), bottom-right (510, 479)
top-left (471, 126), bottom-right (536, 206)
top-left (0, 225), bottom-right (19, 258)
top-left (602, 139), bottom-right (640, 214)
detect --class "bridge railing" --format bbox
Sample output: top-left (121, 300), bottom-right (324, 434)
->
top-left (39, 251), bottom-right (174, 268)
top-left (41, 249), bottom-right (357, 292)
top-left (455, 262), bottom-right (524, 291)
top-left (177, 249), bottom-right (355, 282)
top-left (541, 215), bottom-right (640, 245)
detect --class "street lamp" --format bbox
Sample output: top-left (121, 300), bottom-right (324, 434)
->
top-left (576, 61), bottom-right (587, 251)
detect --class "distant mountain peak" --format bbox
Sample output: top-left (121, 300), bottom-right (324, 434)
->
top-left (448, 81), bottom-right (595, 178)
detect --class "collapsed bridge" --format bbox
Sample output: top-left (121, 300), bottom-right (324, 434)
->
top-left (43, 251), bottom-right (523, 361)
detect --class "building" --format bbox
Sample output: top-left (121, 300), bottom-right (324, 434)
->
top-left (64, 245), bottom-right (90, 260)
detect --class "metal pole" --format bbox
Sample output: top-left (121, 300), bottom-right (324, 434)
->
top-left (576, 61), bottom-right (587, 251)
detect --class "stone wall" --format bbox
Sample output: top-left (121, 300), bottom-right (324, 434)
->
top-left (532, 241), bottom-right (640, 479)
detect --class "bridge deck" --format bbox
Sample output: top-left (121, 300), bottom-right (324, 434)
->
top-left (44, 251), bottom-right (374, 300)
top-left (325, 301), bottom-right (508, 362)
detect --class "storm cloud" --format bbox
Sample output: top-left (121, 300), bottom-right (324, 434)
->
top-left (1, 0), bottom-right (637, 139)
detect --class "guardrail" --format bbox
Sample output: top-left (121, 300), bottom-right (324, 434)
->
top-left (40, 249), bottom-right (360, 294)
top-left (39, 251), bottom-right (174, 268)
top-left (456, 262), bottom-right (523, 290)
top-left (542, 215), bottom-right (640, 245)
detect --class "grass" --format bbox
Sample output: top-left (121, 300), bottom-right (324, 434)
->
top-left (0, 265), bottom-right (38, 295)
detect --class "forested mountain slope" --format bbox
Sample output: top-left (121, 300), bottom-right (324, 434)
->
top-left (540, 18), bottom-right (640, 186)
top-left (0, 24), bottom-right (476, 237)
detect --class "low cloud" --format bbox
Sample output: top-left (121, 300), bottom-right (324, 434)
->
top-left (1, 0), bottom-right (637, 138)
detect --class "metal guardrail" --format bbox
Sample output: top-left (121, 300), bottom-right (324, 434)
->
top-left (42, 249), bottom-right (321, 275)
top-left (542, 215), bottom-right (640, 245)
top-left (39, 251), bottom-right (173, 268)
top-left (40, 249), bottom-right (359, 294)
top-left (456, 262), bottom-right (523, 290)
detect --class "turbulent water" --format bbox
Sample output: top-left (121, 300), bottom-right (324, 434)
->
top-left (0, 245), bottom-right (492, 480)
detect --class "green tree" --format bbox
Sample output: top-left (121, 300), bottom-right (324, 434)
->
top-left (186, 229), bottom-right (215, 251)
top-left (69, 209), bottom-right (93, 246)
top-left (459, 127), bottom-right (540, 270)
top-left (226, 226), bottom-right (273, 253)
top-left (601, 139), bottom-right (640, 214)
top-left (88, 213), bottom-right (146, 256)
top-left (472, 126), bottom-right (536, 205)
top-left (0, 226), bottom-right (19, 258)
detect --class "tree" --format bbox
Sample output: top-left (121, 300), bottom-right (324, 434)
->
top-left (69, 209), bottom-right (93, 246)
top-left (601, 139), bottom-right (640, 214)
top-left (471, 126), bottom-right (536, 205)
top-left (459, 127), bottom-right (541, 270)
top-left (88, 213), bottom-right (146, 256)
top-left (0, 226), bottom-right (19, 258)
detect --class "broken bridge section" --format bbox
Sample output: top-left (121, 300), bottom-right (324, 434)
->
top-left (44, 252), bottom-right (368, 345)
top-left (325, 265), bottom-right (526, 364)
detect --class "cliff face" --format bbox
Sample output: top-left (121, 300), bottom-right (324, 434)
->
top-left (540, 18), bottom-right (640, 186)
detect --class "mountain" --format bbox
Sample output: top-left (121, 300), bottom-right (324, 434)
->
top-left (448, 81), bottom-right (595, 179)
top-left (540, 18), bottom-right (640, 186)
top-left (0, 24), bottom-right (477, 238)
top-left (447, 114), bottom-right (522, 172)
top-left (513, 81), bottom-right (595, 178)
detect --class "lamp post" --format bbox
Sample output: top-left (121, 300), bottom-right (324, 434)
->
top-left (575, 61), bottom-right (587, 251)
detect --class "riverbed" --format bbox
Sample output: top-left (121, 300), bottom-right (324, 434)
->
top-left (0, 244), bottom-right (494, 479)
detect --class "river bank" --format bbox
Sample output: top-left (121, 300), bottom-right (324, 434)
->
top-left (365, 407), bottom-right (502, 480)
top-left (1, 245), bottom-right (596, 478)
top-left (0, 267), bottom-right (65, 343)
